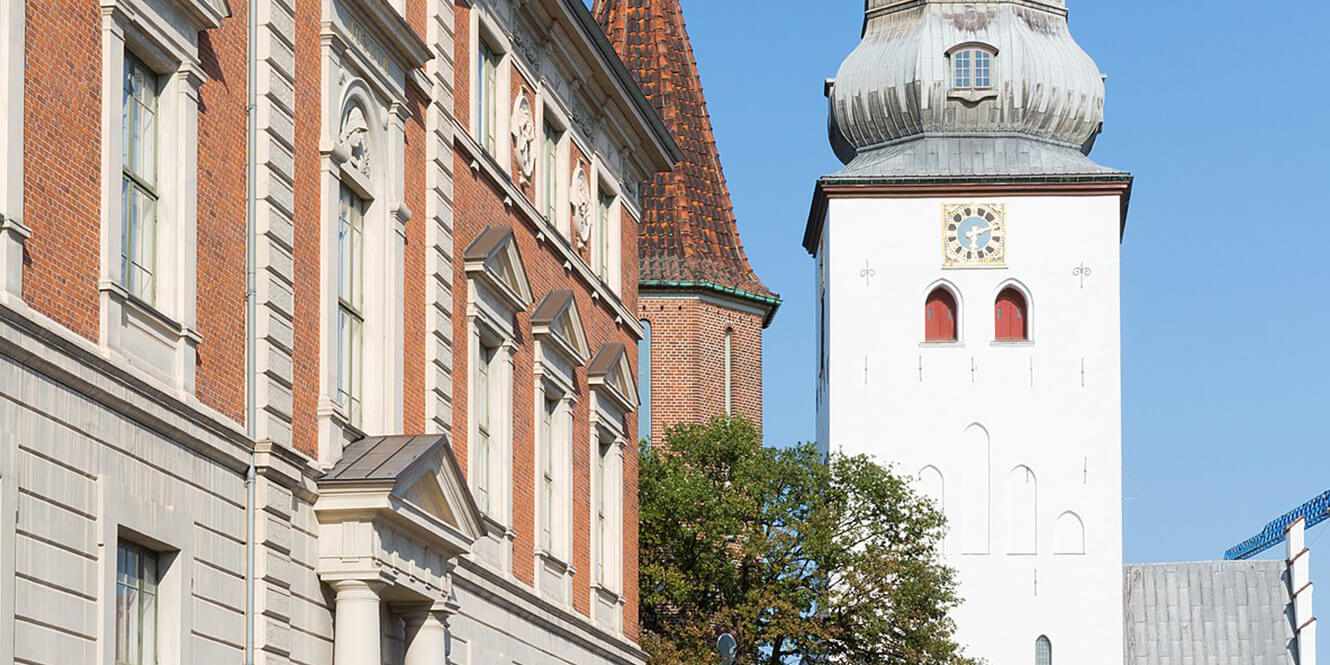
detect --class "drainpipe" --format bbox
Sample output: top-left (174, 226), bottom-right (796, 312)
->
top-left (244, 0), bottom-right (259, 663)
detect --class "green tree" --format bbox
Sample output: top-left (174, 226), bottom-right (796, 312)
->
top-left (639, 418), bottom-right (975, 665)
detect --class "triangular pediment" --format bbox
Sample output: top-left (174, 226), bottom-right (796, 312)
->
top-left (464, 226), bottom-right (533, 311)
top-left (532, 290), bottom-right (590, 363)
top-left (588, 343), bottom-right (638, 412)
top-left (317, 434), bottom-right (485, 556)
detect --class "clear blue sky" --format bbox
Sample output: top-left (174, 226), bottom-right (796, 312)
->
top-left (619, 0), bottom-right (1330, 604)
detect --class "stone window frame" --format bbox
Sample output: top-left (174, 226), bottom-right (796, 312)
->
top-left (533, 357), bottom-right (577, 605)
top-left (589, 407), bottom-right (627, 615)
top-left (315, 1), bottom-right (423, 465)
top-left (537, 103), bottom-right (570, 238)
top-left (96, 0), bottom-right (226, 395)
top-left (471, 11), bottom-right (513, 166)
top-left (95, 478), bottom-right (195, 665)
top-left (946, 42), bottom-right (999, 103)
top-left (591, 164), bottom-right (623, 295)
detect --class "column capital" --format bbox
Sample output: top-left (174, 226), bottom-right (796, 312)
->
top-left (330, 578), bottom-right (385, 599)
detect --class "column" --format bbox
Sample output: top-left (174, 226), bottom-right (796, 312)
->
top-left (332, 580), bottom-right (383, 665)
top-left (402, 608), bottom-right (449, 665)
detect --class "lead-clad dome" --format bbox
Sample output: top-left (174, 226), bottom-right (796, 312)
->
top-left (828, 0), bottom-right (1118, 178)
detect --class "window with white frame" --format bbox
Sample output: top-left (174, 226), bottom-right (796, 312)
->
top-left (542, 120), bottom-right (560, 223)
top-left (474, 343), bottom-right (496, 515)
top-left (337, 185), bottom-right (366, 427)
top-left (97, 0), bottom-right (222, 393)
top-left (596, 189), bottom-right (613, 281)
top-left (540, 396), bottom-right (558, 553)
top-left (477, 40), bottom-right (500, 155)
top-left (952, 46), bottom-right (994, 91)
top-left (116, 541), bottom-right (160, 665)
top-left (121, 52), bottom-right (159, 305)
top-left (595, 435), bottom-right (613, 584)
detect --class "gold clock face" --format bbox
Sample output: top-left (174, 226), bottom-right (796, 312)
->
top-left (943, 203), bottom-right (1006, 267)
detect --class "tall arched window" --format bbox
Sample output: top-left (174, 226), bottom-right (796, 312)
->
top-left (995, 287), bottom-right (1028, 341)
top-left (1036, 636), bottom-right (1052, 665)
top-left (925, 288), bottom-right (958, 342)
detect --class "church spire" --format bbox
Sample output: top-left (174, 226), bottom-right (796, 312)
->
top-left (594, 0), bottom-right (778, 318)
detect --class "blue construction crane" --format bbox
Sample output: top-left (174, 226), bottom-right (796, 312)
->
top-left (1226, 488), bottom-right (1330, 560)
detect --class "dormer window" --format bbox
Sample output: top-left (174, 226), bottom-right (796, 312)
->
top-left (948, 44), bottom-right (998, 101)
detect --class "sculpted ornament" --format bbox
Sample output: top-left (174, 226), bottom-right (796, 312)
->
top-left (511, 94), bottom-right (536, 187)
top-left (338, 106), bottom-right (372, 177)
top-left (571, 166), bottom-right (592, 248)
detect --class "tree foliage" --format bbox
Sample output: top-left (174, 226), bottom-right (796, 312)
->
top-left (639, 418), bottom-right (975, 665)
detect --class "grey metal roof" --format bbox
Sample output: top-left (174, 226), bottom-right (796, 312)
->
top-left (828, 0), bottom-right (1111, 177)
top-left (587, 342), bottom-right (626, 378)
top-left (323, 434), bottom-right (450, 483)
top-left (831, 135), bottom-right (1124, 180)
top-left (462, 226), bottom-right (513, 263)
top-left (531, 290), bottom-right (574, 327)
top-left (1124, 561), bottom-right (1296, 665)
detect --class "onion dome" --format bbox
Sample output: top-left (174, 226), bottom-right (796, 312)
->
top-left (828, 0), bottom-right (1119, 178)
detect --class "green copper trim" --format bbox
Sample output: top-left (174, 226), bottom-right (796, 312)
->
top-left (639, 279), bottom-right (782, 326)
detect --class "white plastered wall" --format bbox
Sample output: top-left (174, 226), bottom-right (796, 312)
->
top-left (819, 193), bottom-right (1124, 665)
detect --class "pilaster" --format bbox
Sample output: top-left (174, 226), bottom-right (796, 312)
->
top-left (0, 0), bottom-right (24, 302)
top-left (425, 0), bottom-right (458, 433)
top-left (253, 0), bottom-right (299, 447)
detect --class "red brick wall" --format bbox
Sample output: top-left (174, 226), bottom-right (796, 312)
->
top-left (23, 2), bottom-right (106, 342)
top-left (290, 0), bottom-right (323, 456)
top-left (451, 144), bottom-right (641, 623)
top-left (194, 8), bottom-right (249, 423)
top-left (640, 297), bottom-right (764, 443)
top-left (23, 2), bottom-right (247, 422)
top-left (403, 82), bottom-right (429, 435)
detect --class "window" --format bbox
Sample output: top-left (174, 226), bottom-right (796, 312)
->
top-left (1036, 636), bottom-right (1052, 665)
top-left (542, 122), bottom-right (560, 222)
top-left (995, 287), bottom-right (1028, 341)
top-left (121, 53), bottom-right (159, 304)
top-left (337, 185), bottom-right (365, 426)
top-left (953, 47), bottom-right (993, 90)
top-left (540, 397), bottom-right (557, 552)
top-left (596, 189), bottom-right (613, 280)
top-left (474, 344), bottom-right (495, 515)
top-left (595, 438), bottom-right (611, 583)
top-left (925, 288), bottom-right (958, 342)
top-left (477, 40), bottom-right (500, 154)
top-left (723, 328), bottom-right (733, 416)
top-left (638, 320), bottom-right (652, 442)
top-left (116, 542), bottom-right (159, 665)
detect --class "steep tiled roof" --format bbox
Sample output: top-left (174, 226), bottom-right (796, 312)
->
top-left (593, 0), bottom-right (777, 310)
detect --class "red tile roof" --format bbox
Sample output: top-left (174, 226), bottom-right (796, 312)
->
top-left (593, 0), bottom-right (778, 309)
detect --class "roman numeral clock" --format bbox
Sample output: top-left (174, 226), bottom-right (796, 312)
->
top-left (943, 203), bottom-right (1006, 267)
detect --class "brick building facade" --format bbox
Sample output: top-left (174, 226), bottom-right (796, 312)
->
top-left (594, 0), bottom-right (779, 443)
top-left (0, 1), bottom-right (675, 665)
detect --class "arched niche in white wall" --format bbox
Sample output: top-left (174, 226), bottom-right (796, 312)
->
top-left (917, 465), bottom-right (945, 511)
top-left (1006, 465), bottom-right (1037, 555)
top-left (1054, 511), bottom-right (1085, 555)
top-left (962, 424), bottom-right (990, 555)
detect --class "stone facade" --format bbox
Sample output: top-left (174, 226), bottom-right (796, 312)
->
top-left (0, 2), bottom-right (675, 665)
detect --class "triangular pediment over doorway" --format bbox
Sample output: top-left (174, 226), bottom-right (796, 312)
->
top-left (464, 226), bottom-right (533, 312)
top-left (319, 434), bottom-right (485, 557)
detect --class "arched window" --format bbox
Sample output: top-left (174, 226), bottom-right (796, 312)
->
top-left (1036, 636), bottom-right (1052, 665)
top-left (995, 287), bottom-right (1028, 341)
top-left (925, 288), bottom-right (958, 342)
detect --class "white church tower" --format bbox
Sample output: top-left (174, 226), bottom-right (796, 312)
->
top-left (805, 1), bottom-right (1132, 663)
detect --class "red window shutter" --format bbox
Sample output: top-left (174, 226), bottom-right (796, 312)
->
top-left (996, 289), bottom-right (1027, 341)
top-left (926, 289), bottom-right (957, 342)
